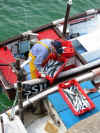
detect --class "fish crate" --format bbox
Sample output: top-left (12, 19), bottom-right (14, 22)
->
top-left (58, 79), bottom-right (95, 116)
top-left (61, 40), bottom-right (76, 71)
top-left (61, 40), bottom-right (75, 58)
top-left (37, 53), bottom-right (67, 84)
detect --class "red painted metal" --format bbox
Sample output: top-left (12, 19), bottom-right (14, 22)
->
top-left (38, 29), bottom-right (63, 42)
top-left (61, 40), bottom-right (75, 58)
top-left (0, 47), bottom-right (17, 85)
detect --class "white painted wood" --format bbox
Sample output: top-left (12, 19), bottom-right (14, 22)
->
top-left (78, 29), bottom-right (100, 52)
top-left (0, 114), bottom-right (27, 133)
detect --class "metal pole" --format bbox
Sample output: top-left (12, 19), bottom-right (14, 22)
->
top-left (58, 59), bottom-right (100, 79)
top-left (16, 59), bottom-right (24, 122)
top-left (63, 0), bottom-right (72, 36)
top-left (0, 116), bottom-right (4, 133)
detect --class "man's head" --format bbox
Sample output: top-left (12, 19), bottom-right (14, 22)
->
top-left (51, 40), bottom-right (63, 55)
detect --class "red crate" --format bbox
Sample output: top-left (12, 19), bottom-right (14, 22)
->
top-left (58, 79), bottom-right (95, 116)
top-left (61, 41), bottom-right (75, 58)
top-left (37, 53), bottom-right (67, 84)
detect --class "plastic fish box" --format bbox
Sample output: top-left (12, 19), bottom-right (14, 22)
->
top-left (37, 53), bottom-right (67, 84)
top-left (58, 79), bottom-right (95, 116)
top-left (61, 40), bottom-right (75, 58)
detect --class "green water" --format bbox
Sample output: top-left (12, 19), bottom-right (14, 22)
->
top-left (0, 0), bottom-right (100, 112)
top-left (0, 92), bottom-right (13, 113)
top-left (0, 0), bottom-right (100, 41)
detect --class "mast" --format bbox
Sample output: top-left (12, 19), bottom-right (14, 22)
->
top-left (63, 0), bottom-right (72, 36)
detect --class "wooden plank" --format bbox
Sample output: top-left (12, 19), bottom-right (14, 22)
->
top-left (78, 30), bottom-right (100, 52)
top-left (48, 92), bottom-right (69, 112)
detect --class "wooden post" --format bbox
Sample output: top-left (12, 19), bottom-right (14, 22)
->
top-left (63, 0), bottom-right (72, 36)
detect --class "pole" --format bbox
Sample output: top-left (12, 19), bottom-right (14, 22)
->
top-left (0, 116), bottom-right (4, 133)
top-left (16, 59), bottom-right (24, 123)
top-left (63, 0), bottom-right (72, 36)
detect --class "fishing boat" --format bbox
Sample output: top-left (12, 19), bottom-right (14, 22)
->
top-left (1, 0), bottom-right (100, 132)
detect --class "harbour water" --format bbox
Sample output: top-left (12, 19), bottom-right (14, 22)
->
top-left (0, 0), bottom-right (100, 41)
